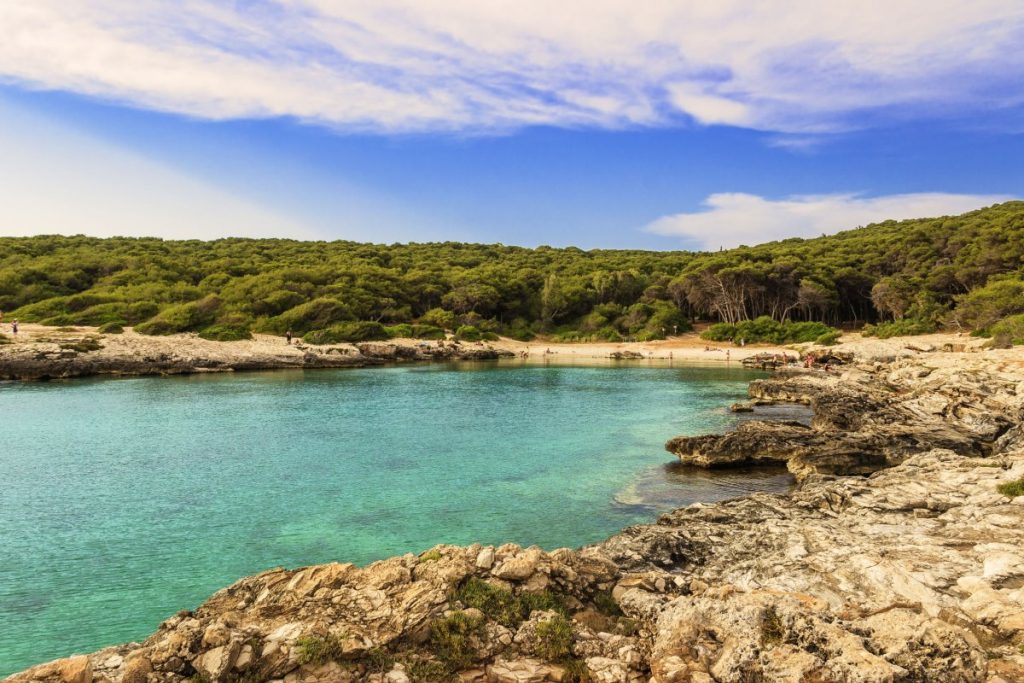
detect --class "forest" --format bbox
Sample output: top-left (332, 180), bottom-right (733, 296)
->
top-left (0, 201), bottom-right (1022, 345)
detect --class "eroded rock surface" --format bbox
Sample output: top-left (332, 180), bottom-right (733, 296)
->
top-left (7, 350), bottom-right (1024, 682)
top-left (0, 330), bottom-right (511, 380)
top-left (668, 354), bottom-right (1024, 482)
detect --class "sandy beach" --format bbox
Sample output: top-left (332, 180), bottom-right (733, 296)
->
top-left (0, 322), bottom-right (993, 375)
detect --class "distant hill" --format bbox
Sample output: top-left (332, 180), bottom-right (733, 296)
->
top-left (1, 201), bottom-right (1022, 343)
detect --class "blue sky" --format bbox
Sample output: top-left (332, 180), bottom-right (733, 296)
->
top-left (0, 2), bottom-right (1022, 249)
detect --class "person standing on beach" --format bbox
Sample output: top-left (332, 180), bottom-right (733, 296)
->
top-left (285, 329), bottom-right (293, 345)
top-left (11, 319), bottom-right (18, 336)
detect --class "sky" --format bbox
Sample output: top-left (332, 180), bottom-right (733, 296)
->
top-left (0, 1), bottom-right (1022, 250)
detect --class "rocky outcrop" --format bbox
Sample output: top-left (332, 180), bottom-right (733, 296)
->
top-left (668, 356), bottom-right (1024, 482)
top-left (6, 350), bottom-right (1024, 682)
top-left (0, 332), bottom-right (512, 381)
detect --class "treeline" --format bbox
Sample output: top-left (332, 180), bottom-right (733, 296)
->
top-left (0, 201), bottom-right (1022, 343)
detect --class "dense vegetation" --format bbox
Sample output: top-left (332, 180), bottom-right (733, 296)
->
top-left (1, 201), bottom-right (1022, 344)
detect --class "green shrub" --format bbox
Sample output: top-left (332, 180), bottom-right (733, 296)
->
top-left (701, 316), bottom-right (836, 344)
top-left (760, 605), bottom-right (785, 646)
top-left (383, 323), bottom-right (446, 340)
top-left (815, 331), bottom-right (842, 345)
top-left (198, 323), bottom-right (252, 341)
top-left (419, 308), bottom-right (458, 331)
top-left (429, 611), bottom-right (483, 670)
top-left (362, 648), bottom-right (394, 674)
top-left (98, 322), bottom-right (124, 334)
top-left (561, 659), bottom-right (592, 683)
top-left (304, 321), bottom-right (391, 344)
top-left (258, 297), bottom-right (353, 335)
top-left (591, 591), bottom-right (623, 617)
top-left (0, 332), bottom-right (10, 345)
top-left (861, 318), bottom-right (936, 339)
top-left (419, 549), bottom-right (443, 562)
top-left (406, 659), bottom-right (454, 682)
top-left (135, 295), bottom-right (222, 335)
top-left (954, 276), bottom-right (1024, 329)
top-left (411, 324), bottom-right (446, 340)
top-left (454, 577), bottom-right (566, 628)
top-left (535, 615), bottom-right (574, 661)
top-left (384, 323), bottom-right (414, 338)
top-left (455, 325), bottom-right (489, 341)
top-left (295, 634), bottom-right (344, 665)
top-left (997, 478), bottom-right (1024, 498)
top-left (503, 317), bottom-right (536, 341)
top-left (986, 313), bottom-right (1024, 346)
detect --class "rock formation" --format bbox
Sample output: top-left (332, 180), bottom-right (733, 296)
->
top-left (0, 332), bottom-right (512, 381)
top-left (6, 347), bottom-right (1024, 682)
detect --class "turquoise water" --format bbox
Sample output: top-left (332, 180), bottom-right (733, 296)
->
top-left (0, 362), bottom-right (791, 674)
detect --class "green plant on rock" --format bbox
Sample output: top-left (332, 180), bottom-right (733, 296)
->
top-left (419, 549), bottom-right (443, 563)
top-left (759, 605), bottom-right (785, 646)
top-left (362, 647), bottom-right (395, 674)
top-left (296, 634), bottom-right (345, 665)
top-left (454, 577), bottom-right (567, 628)
top-left (535, 614), bottom-right (574, 661)
top-left (98, 321), bottom-right (124, 334)
top-left (406, 658), bottom-right (455, 682)
top-left (429, 611), bottom-right (484, 671)
top-left (560, 658), bottom-right (592, 683)
top-left (997, 478), bottom-right (1024, 498)
top-left (591, 590), bottom-right (623, 617)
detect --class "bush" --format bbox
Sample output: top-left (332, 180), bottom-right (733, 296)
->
top-left (198, 323), bottom-right (252, 341)
top-left (815, 331), bottom-right (842, 346)
top-left (258, 297), bottom-right (353, 335)
top-left (503, 317), bottom-right (536, 341)
top-left (429, 611), bottom-right (483, 671)
top-left (454, 325), bottom-right (497, 342)
top-left (419, 308), bottom-right (458, 331)
top-left (295, 634), bottom-right (344, 665)
top-left (997, 478), bottom-right (1024, 498)
top-left (986, 313), bottom-right (1024, 346)
top-left (454, 577), bottom-right (566, 628)
top-left (98, 322), bottom-right (124, 334)
top-left (535, 615), bottom-right (574, 661)
top-left (135, 295), bottom-right (222, 335)
top-left (861, 318), bottom-right (936, 339)
top-left (383, 323), bottom-right (446, 340)
top-left (702, 317), bottom-right (836, 345)
top-left (303, 321), bottom-right (390, 344)
top-left (954, 276), bottom-right (1024, 329)
top-left (383, 323), bottom-right (415, 338)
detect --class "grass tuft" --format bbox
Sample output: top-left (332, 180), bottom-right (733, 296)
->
top-left (997, 478), bottom-right (1024, 498)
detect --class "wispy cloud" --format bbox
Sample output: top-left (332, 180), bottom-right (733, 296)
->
top-left (645, 192), bottom-right (1017, 249)
top-left (0, 1), bottom-right (1022, 134)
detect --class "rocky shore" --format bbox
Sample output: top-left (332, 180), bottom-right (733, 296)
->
top-left (6, 342), bottom-right (1024, 682)
top-left (0, 327), bottom-right (512, 381)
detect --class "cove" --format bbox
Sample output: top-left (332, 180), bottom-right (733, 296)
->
top-left (0, 362), bottom-right (794, 674)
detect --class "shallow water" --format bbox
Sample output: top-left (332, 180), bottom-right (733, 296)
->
top-left (0, 362), bottom-right (796, 674)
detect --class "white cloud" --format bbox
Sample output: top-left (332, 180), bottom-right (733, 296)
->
top-left (645, 192), bottom-right (1017, 250)
top-left (0, 100), bottom-right (317, 240)
top-left (0, 1), bottom-right (1021, 134)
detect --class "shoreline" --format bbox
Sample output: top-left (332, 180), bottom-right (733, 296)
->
top-left (6, 335), bottom-right (1024, 682)
top-left (0, 323), bottom-right (987, 382)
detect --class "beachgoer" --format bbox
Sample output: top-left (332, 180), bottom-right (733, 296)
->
top-left (725, 349), bottom-right (730, 361)
top-left (285, 329), bottom-right (293, 345)
top-left (11, 319), bottom-right (18, 335)
top-left (740, 338), bottom-right (746, 347)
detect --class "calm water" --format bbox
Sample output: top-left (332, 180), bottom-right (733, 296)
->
top-left (0, 362), bottom-right (796, 674)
